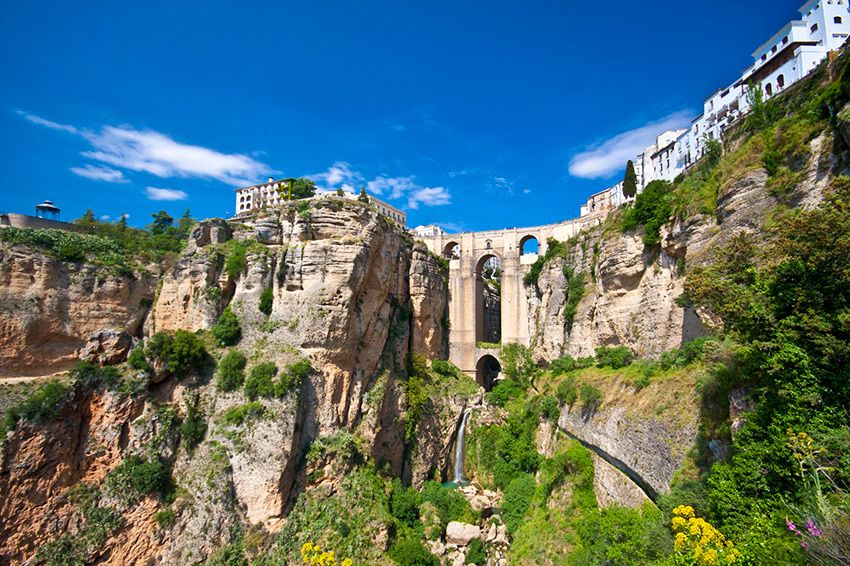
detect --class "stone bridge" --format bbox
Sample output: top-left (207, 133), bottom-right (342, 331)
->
top-left (418, 212), bottom-right (605, 388)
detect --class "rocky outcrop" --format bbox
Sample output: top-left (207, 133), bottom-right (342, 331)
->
top-left (0, 245), bottom-right (156, 376)
top-left (557, 401), bottom-right (696, 498)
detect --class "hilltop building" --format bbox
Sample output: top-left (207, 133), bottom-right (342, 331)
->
top-left (582, 0), bottom-right (850, 218)
top-left (234, 178), bottom-right (407, 227)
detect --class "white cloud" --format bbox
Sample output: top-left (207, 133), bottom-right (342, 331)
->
top-left (408, 186), bottom-right (451, 209)
top-left (70, 164), bottom-right (129, 183)
top-left (145, 187), bottom-right (188, 201)
top-left (19, 112), bottom-right (272, 186)
top-left (121, 213), bottom-right (130, 219)
top-left (313, 162), bottom-right (451, 209)
top-left (310, 162), bottom-right (363, 193)
top-left (16, 111), bottom-right (78, 134)
top-left (568, 110), bottom-right (693, 179)
top-left (99, 215), bottom-right (111, 221)
top-left (367, 176), bottom-right (417, 199)
top-left (82, 126), bottom-right (271, 185)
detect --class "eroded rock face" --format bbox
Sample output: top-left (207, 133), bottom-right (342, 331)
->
top-left (557, 403), bottom-right (696, 497)
top-left (80, 329), bottom-right (133, 366)
top-left (0, 245), bottom-right (156, 376)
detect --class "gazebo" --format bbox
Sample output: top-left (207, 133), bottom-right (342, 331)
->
top-left (35, 200), bottom-right (60, 220)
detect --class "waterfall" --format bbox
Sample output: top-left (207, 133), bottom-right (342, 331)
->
top-left (453, 409), bottom-right (471, 483)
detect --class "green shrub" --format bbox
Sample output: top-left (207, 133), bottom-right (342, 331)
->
top-left (180, 394), bottom-right (206, 451)
top-left (128, 343), bottom-right (152, 372)
top-left (2, 379), bottom-right (70, 440)
top-left (387, 532), bottom-right (438, 566)
top-left (146, 330), bottom-right (207, 377)
top-left (389, 479), bottom-right (421, 527)
top-left (104, 456), bottom-right (171, 501)
top-left (550, 355), bottom-right (593, 375)
top-left (569, 505), bottom-right (669, 565)
top-left (216, 350), bottom-right (247, 392)
top-left (620, 180), bottom-right (673, 246)
top-left (563, 267), bottom-right (587, 328)
top-left (579, 384), bottom-right (603, 410)
top-left (279, 358), bottom-right (312, 395)
top-left (224, 240), bottom-right (248, 280)
top-left (154, 508), bottom-right (176, 528)
top-left (211, 307), bottom-right (241, 347)
top-left (69, 360), bottom-right (121, 389)
top-left (220, 401), bottom-right (265, 427)
top-left (466, 538), bottom-right (486, 565)
top-left (485, 379), bottom-right (525, 407)
top-left (556, 376), bottom-right (578, 405)
top-left (243, 362), bottom-right (277, 400)
top-left (502, 473), bottom-right (536, 534)
top-left (259, 287), bottom-right (274, 316)
top-left (595, 345), bottom-right (632, 369)
top-left (420, 481), bottom-right (476, 526)
top-left (539, 395), bottom-right (560, 420)
top-left (431, 359), bottom-right (458, 378)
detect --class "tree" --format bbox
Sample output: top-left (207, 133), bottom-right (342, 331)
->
top-left (177, 209), bottom-right (194, 238)
top-left (277, 177), bottom-right (317, 201)
top-left (358, 187), bottom-right (369, 204)
top-left (150, 211), bottom-right (174, 235)
top-left (335, 187), bottom-right (345, 197)
top-left (622, 160), bottom-right (638, 198)
top-left (117, 213), bottom-right (128, 229)
top-left (76, 209), bottom-right (97, 230)
top-left (290, 177), bottom-right (317, 199)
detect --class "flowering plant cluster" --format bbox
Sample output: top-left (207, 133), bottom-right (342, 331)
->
top-left (671, 505), bottom-right (742, 565)
top-left (300, 542), bottom-right (353, 566)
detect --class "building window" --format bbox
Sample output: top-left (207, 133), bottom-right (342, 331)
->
top-left (783, 36), bottom-right (789, 44)
top-left (765, 83), bottom-right (774, 96)
top-left (772, 45), bottom-right (778, 53)
top-left (777, 74), bottom-right (785, 88)
top-left (812, 23), bottom-right (819, 33)
top-left (835, 16), bottom-right (843, 23)
top-left (761, 54), bottom-right (768, 61)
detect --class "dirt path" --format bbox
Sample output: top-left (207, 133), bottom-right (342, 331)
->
top-left (0, 372), bottom-right (68, 386)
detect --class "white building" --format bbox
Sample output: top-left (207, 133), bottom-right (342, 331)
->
top-left (412, 225), bottom-right (447, 238)
top-left (234, 179), bottom-right (407, 227)
top-left (624, 0), bottom-right (850, 201)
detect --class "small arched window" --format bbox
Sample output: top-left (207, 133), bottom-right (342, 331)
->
top-left (777, 74), bottom-right (786, 88)
top-left (485, 240), bottom-right (492, 250)
top-left (765, 83), bottom-right (774, 96)
top-left (812, 23), bottom-right (820, 33)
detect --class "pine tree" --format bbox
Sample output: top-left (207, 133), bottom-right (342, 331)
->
top-left (357, 187), bottom-right (369, 204)
top-left (623, 160), bottom-right (638, 198)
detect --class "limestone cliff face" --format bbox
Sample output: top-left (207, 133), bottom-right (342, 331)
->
top-left (529, 129), bottom-right (840, 362)
top-left (0, 200), bottom-right (454, 564)
top-left (0, 245), bottom-right (156, 376)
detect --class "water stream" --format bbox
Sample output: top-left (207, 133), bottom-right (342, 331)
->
top-left (453, 409), bottom-right (471, 483)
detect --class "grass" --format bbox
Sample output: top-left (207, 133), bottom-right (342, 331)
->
top-left (536, 363), bottom-right (703, 429)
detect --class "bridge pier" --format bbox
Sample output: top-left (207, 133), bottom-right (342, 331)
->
top-left (418, 214), bottom-right (604, 381)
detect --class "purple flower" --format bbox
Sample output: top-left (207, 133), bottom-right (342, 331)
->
top-left (805, 520), bottom-right (822, 537)
top-left (786, 518), bottom-right (799, 534)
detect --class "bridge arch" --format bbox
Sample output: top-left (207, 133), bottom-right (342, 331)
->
top-left (476, 355), bottom-right (501, 391)
top-left (475, 253), bottom-right (502, 343)
top-left (443, 241), bottom-right (461, 259)
top-left (519, 235), bottom-right (539, 255)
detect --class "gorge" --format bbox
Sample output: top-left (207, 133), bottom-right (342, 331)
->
top-left (1, 45), bottom-right (850, 566)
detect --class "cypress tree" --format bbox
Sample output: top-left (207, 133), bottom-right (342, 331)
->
top-left (623, 160), bottom-right (638, 198)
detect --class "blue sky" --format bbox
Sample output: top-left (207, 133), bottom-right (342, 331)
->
top-left (1, 0), bottom-right (801, 232)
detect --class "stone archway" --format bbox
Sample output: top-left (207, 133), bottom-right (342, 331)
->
top-left (443, 241), bottom-right (461, 259)
top-left (475, 254), bottom-right (501, 344)
top-left (519, 235), bottom-right (539, 256)
top-left (476, 355), bottom-right (501, 391)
